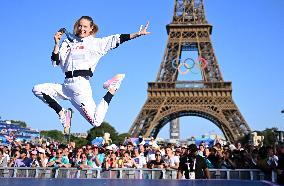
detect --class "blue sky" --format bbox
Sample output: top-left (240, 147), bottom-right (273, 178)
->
top-left (1, 0), bottom-right (284, 139)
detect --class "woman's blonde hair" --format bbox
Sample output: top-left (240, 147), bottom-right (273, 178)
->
top-left (73, 16), bottom-right (99, 36)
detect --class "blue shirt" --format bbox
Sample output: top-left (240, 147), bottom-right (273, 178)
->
top-left (14, 157), bottom-right (32, 167)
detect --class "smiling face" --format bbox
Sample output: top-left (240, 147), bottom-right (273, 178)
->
top-left (76, 19), bottom-right (93, 38)
top-left (74, 16), bottom-right (98, 38)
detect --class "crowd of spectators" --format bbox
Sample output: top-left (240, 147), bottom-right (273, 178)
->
top-left (0, 137), bottom-right (283, 183)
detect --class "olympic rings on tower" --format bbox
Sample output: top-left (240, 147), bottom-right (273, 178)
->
top-left (172, 57), bottom-right (207, 75)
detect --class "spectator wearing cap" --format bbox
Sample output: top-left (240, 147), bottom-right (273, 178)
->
top-left (178, 144), bottom-right (210, 179)
top-left (117, 145), bottom-right (126, 158)
top-left (14, 149), bottom-right (32, 167)
top-left (104, 146), bottom-right (113, 160)
top-left (30, 150), bottom-right (40, 167)
top-left (90, 145), bottom-right (102, 168)
top-left (37, 148), bottom-right (48, 167)
top-left (46, 149), bottom-right (71, 168)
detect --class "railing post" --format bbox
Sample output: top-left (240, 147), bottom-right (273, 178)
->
top-left (76, 170), bottom-right (80, 178)
top-left (97, 169), bottom-right (101, 178)
top-left (54, 169), bottom-right (59, 178)
top-left (35, 168), bottom-right (38, 178)
top-left (250, 170), bottom-right (253, 180)
top-left (13, 169), bottom-right (17, 178)
top-left (162, 169), bottom-right (166, 179)
top-left (119, 169), bottom-right (123, 179)
top-left (215, 169), bottom-right (221, 179)
top-left (271, 171), bottom-right (276, 183)
top-left (151, 169), bottom-right (154, 179)
top-left (139, 169), bottom-right (143, 179)
top-left (86, 169), bottom-right (92, 178)
top-left (226, 170), bottom-right (230, 180)
top-left (3, 168), bottom-right (10, 178)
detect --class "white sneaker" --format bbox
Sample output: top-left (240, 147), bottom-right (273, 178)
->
top-left (103, 74), bottom-right (125, 91)
top-left (59, 108), bottom-right (72, 134)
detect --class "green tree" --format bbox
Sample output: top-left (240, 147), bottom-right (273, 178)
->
top-left (9, 120), bottom-right (27, 128)
top-left (258, 127), bottom-right (278, 146)
top-left (40, 130), bottom-right (64, 142)
top-left (116, 133), bottom-right (131, 144)
top-left (70, 135), bottom-right (89, 147)
top-left (86, 121), bottom-right (118, 143)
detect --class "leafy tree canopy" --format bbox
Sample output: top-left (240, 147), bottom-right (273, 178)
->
top-left (8, 120), bottom-right (27, 128)
top-left (40, 130), bottom-right (64, 142)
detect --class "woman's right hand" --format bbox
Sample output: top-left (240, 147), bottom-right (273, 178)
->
top-left (54, 31), bottom-right (63, 45)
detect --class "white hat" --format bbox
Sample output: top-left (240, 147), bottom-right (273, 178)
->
top-left (37, 148), bottom-right (45, 154)
top-left (110, 144), bottom-right (117, 150)
top-left (106, 146), bottom-right (112, 150)
top-left (152, 144), bottom-right (159, 149)
top-left (119, 146), bottom-right (126, 150)
top-left (31, 150), bottom-right (37, 155)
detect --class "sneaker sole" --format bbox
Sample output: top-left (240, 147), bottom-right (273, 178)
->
top-left (103, 74), bottom-right (125, 89)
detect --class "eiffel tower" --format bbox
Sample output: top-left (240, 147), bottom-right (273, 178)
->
top-left (129, 0), bottom-right (251, 143)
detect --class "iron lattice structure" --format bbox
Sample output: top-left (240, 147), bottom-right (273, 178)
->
top-left (129, 0), bottom-right (251, 143)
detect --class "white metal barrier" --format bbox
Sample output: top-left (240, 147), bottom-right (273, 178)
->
top-left (0, 168), bottom-right (276, 182)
